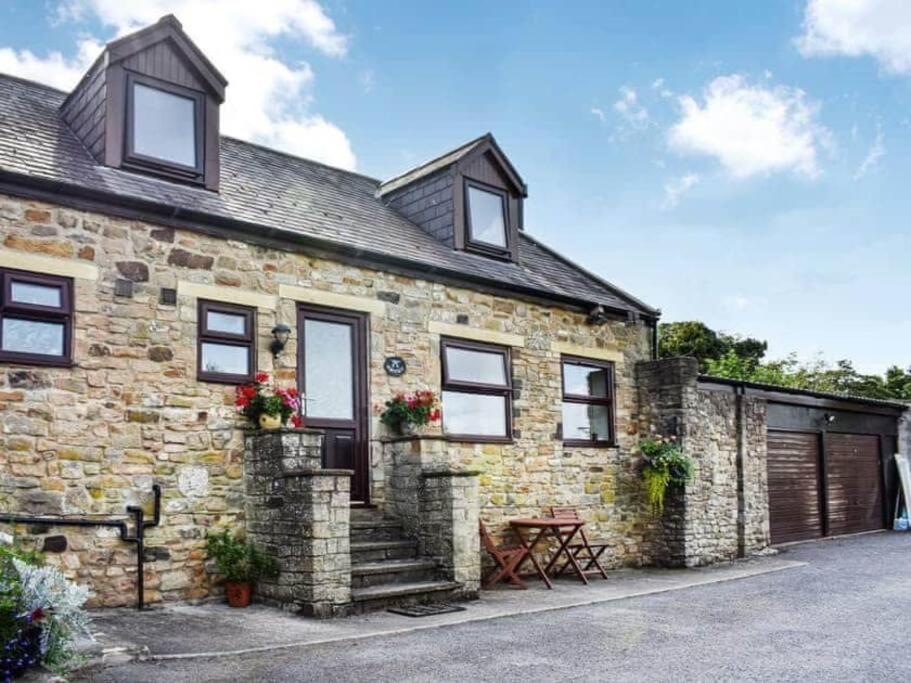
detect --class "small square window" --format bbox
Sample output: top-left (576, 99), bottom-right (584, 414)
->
top-left (0, 269), bottom-right (73, 366)
top-left (125, 74), bottom-right (204, 179)
top-left (197, 300), bottom-right (255, 383)
top-left (465, 182), bottom-right (508, 251)
top-left (561, 356), bottom-right (615, 447)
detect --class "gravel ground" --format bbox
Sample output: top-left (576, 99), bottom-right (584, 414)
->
top-left (77, 532), bottom-right (911, 683)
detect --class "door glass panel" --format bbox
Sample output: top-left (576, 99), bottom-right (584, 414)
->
top-left (207, 310), bottom-right (246, 335)
top-left (10, 281), bottom-right (62, 308)
top-left (2, 317), bottom-right (64, 356)
top-left (445, 346), bottom-right (506, 386)
top-left (441, 391), bottom-right (507, 437)
top-left (563, 363), bottom-right (608, 397)
top-left (304, 319), bottom-right (353, 420)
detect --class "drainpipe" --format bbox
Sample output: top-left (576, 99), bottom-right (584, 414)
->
top-left (650, 319), bottom-right (659, 361)
top-left (0, 484), bottom-right (161, 610)
top-left (735, 384), bottom-right (747, 558)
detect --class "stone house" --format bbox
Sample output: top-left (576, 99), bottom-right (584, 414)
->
top-left (0, 16), bottom-right (906, 615)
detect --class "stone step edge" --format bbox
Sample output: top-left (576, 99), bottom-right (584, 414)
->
top-left (350, 519), bottom-right (402, 529)
top-left (351, 559), bottom-right (437, 575)
top-left (350, 580), bottom-right (463, 602)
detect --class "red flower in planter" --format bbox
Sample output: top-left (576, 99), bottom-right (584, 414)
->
top-left (255, 371), bottom-right (270, 384)
top-left (290, 414), bottom-right (303, 428)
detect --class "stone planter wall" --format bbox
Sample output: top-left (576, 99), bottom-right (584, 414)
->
top-left (384, 436), bottom-right (481, 595)
top-left (244, 429), bottom-right (352, 617)
top-left (637, 358), bottom-right (770, 567)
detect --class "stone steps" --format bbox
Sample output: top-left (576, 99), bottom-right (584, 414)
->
top-left (351, 558), bottom-right (439, 589)
top-left (350, 519), bottom-right (406, 543)
top-left (349, 580), bottom-right (463, 614)
top-left (350, 539), bottom-right (418, 563)
top-left (348, 510), bottom-right (465, 612)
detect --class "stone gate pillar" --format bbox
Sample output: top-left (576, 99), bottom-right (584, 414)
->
top-left (244, 429), bottom-right (352, 617)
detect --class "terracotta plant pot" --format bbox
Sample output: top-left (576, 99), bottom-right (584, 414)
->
top-left (224, 581), bottom-right (252, 608)
top-left (258, 413), bottom-right (282, 430)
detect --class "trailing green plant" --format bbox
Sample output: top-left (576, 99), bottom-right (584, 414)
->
top-left (638, 436), bottom-right (693, 515)
top-left (204, 531), bottom-right (278, 584)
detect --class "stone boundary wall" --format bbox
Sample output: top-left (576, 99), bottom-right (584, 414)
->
top-left (637, 358), bottom-right (770, 567)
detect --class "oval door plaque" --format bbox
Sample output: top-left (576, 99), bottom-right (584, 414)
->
top-left (384, 356), bottom-right (406, 376)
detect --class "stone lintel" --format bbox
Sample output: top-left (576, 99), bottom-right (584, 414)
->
top-left (428, 321), bottom-right (525, 348)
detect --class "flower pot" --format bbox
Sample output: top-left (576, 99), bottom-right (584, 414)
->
top-left (258, 413), bottom-right (282, 430)
top-left (224, 581), bottom-right (252, 608)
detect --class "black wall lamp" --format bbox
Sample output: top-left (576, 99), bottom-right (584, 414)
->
top-left (823, 412), bottom-right (836, 425)
top-left (270, 323), bottom-right (292, 358)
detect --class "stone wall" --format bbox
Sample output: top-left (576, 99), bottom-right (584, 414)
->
top-left (384, 437), bottom-right (480, 594)
top-left (900, 409), bottom-right (911, 460)
top-left (0, 193), bottom-right (655, 605)
top-left (637, 358), bottom-right (770, 566)
top-left (244, 430), bottom-right (351, 617)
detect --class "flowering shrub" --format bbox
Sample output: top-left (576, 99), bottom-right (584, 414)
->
top-left (638, 436), bottom-right (693, 514)
top-left (1, 542), bottom-right (91, 679)
top-left (380, 390), bottom-right (441, 435)
top-left (234, 371), bottom-right (302, 427)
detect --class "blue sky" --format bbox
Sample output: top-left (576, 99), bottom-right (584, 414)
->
top-left (0, 1), bottom-right (908, 372)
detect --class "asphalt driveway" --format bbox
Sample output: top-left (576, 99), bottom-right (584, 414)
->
top-left (79, 532), bottom-right (911, 682)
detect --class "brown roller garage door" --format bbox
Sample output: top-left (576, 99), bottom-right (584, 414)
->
top-left (825, 433), bottom-right (884, 536)
top-left (767, 431), bottom-right (823, 544)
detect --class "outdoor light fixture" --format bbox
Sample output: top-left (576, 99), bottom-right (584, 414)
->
top-left (270, 323), bottom-right (292, 358)
top-left (587, 305), bottom-right (610, 326)
top-left (823, 413), bottom-right (836, 424)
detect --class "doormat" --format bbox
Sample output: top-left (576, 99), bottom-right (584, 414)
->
top-left (387, 603), bottom-right (467, 618)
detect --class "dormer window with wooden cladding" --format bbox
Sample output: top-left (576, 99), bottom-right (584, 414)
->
top-left (60, 15), bottom-right (227, 190)
top-left (379, 134), bottom-right (527, 262)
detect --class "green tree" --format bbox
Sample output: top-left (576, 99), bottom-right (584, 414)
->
top-left (663, 320), bottom-right (909, 401)
top-left (658, 321), bottom-right (767, 372)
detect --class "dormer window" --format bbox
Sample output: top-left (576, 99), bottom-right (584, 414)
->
top-left (126, 75), bottom-right (204, 179)
top-left (465, 181), bottom-right (508, 252)
top-left (59, 15), bottom-right (227, 191)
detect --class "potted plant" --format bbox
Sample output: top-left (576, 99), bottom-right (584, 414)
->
top-left (379, 390), bottom-right (441, 436)
top-left (204, 531), bottom-right (277, 608)
top-left (234, 372), bottom-right (303, 430)
top-left (638, 436), bottom-right (693, 514)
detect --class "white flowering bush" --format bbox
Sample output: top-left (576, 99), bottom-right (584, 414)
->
top-left (1, 556), bottom-right (92, 677)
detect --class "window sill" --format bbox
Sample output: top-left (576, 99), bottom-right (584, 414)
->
top-left (0, 354), bottom-right (73, 368)
top-left (562, 440), bottom-right (618, 449)
top-left (444, 434), bottom-right (513, 445)
top-left (197, 373), bottom-right (254, 385)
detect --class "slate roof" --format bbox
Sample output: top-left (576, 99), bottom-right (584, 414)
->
top-left (0, 73), bottom-right (658, 317)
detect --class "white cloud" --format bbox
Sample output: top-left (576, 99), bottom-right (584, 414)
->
top-left (853, 128), bottom-right (885, 179)
top-left (797, 0), bottom-right (911, 75)
top-left (613, 86), bottom-right (649, 128)
top-left (651, 77), bottom-right (664, 89)
top-left (0, 1), bottom-right (356, 169)
top-left (668, 75), bottom-right (830, 179)
top-left (662, 172), bottom-right (701, 209)
top-left (590, 106), bottom-right (605, 122)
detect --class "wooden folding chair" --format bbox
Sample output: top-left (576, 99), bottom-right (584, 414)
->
top-left (479, 521), bottom-right (528, 589)
top-left (548, 506), bottom-right (610, 580)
